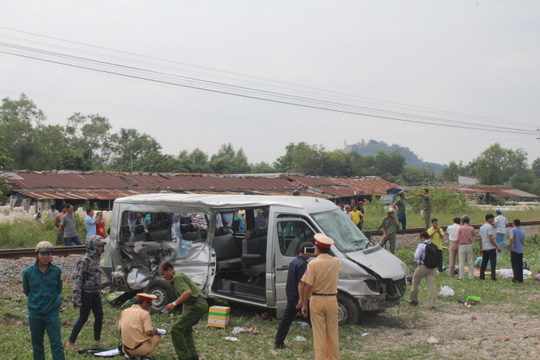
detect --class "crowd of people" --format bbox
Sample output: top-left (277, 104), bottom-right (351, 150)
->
top-left (24, 198), bottom-right (529, 360)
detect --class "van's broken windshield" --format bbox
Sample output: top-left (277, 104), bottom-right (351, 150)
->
top-left (311, 208), bottom-right (369, 253)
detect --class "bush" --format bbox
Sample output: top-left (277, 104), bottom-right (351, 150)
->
top-left (0, 214), bottom-right (86, 249)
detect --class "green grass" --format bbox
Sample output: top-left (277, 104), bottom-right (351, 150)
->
top-left (0, 214), bottom-right (87, 249)
top-left (1, 233), bottom-right (538, 359)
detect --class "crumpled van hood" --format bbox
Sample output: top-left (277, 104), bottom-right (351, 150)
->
top-left (344, 246), bottom-right (406, 280)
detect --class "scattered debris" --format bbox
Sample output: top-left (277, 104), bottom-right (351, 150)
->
top-left (225, 336), bottom-right (239, 342)
top-left (292, 335), bottom-right (306, 341)
top-left (439, 286), bottom-right (454, 296)
top-left (427, 336), bottom-right (439, 345)
top-left (231, 327), bottom-right (259, 335)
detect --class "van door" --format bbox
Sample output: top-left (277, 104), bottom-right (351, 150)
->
top-left (272, 217), bottom-right (317, 317)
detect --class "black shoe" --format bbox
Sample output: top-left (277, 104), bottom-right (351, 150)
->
top-left (275, 343), bottom-right (286, 349)
top-left (191, 356), bottom-right (199, 360)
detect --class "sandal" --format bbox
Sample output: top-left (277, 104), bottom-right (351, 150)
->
top-left (65, 345), bottom-right (83, 350)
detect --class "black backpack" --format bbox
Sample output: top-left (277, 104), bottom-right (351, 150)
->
top-left (422, 242), bottom-right (441, 269)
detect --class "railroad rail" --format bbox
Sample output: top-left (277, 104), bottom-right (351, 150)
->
top-left (1, 221), bottom-right (539, 259)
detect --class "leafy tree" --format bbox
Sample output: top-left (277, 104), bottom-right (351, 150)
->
top-left (0, 94), bottom-right (45, 169)
top-left (532, 158), bottom-right (540, 179)
top-left (64, 113), bottom-right (113, 169)
top-left (109, 128), bottom-right (161, 171)
top-left (400, 167), bottom-right (430, 185)
top-left (374, 150), bottom-right (405, 177)
top-left (210, 144), bottom-right (251, 174)
top-left (250, 161), bottom-right (276, 173)
top-left (473, 143), bottom-right (528, 185)
top-left (510, 169), bottom-right (540, 195)
top-left (132, 151), bottom-right (188, 173)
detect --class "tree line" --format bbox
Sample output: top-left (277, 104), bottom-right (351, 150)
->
top-left (1, 94), bottom-right (539, 195)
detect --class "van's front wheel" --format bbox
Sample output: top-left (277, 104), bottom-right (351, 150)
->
top-left (144, 280), bottom-right (177, 313)
top-left (337, 293), bottom-right (360, 325)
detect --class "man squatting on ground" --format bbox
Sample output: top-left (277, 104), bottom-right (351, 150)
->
top-left (119, 293), bottom-right (162, 359)
top-left (300, 234), bottom-right (342, 360)
top-left (23, 241), bottom-right (66, 360)
top-left (274, 241), bottom-right (314, 348)
top-left (159, 261), bottom-right (208, 360)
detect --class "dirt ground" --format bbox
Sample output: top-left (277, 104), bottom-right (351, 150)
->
top-left (357, 295), bottom-right (540, 359)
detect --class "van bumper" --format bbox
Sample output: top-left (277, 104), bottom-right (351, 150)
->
top-left (342, 276), bottom-right (406, 311)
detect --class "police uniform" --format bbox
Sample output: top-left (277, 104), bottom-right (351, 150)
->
top-left (22, 242), bottom-right (65, 360)
top-left (301, 234), bottom-right (342, 360)
top-left (170, 271), bottom-right (208, 360)
top-left (119, 293), bottom-right (161, 357)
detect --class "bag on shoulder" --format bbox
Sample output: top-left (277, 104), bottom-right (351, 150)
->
top-left (423, 242), bottom-right (441, 269)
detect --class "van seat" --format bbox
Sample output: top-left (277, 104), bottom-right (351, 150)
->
top-left (242, 233), bottom-right (267, 277)
top-left (213, 234), bottom-right (242, 271)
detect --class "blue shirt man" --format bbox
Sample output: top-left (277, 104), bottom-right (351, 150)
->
top-left (274, 241), bottom-right (314, 348)
top-left (509, 219), bottom-right (526, 283)
top-left (85, 209), bottom-right (97, 238)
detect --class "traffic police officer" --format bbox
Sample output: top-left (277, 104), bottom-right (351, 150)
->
top-left (22, 241), bottom-right (65, 360)
top-left (301, 234), bottom-right (342, 360)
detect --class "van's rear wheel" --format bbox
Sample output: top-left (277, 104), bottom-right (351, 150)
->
top-left (144, 280), bottom-right (176, 313)
top-left (337, 293), bottom-right (360, 325)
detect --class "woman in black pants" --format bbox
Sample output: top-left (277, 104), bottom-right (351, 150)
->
top-left (66, 235), bottom-right (106, 350)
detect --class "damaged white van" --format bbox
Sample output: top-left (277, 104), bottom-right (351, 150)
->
top-left (108, 194), bottom-right (407, 325)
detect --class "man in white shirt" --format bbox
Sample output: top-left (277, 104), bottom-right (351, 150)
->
top-left (494, 209), bottom-right (508, 250)
top-left (445, 217), bottom-right (461, 277)
top-left (407, 231), bottom-right (437, 309)
top-left (479, 213), bottom-right (501, 281)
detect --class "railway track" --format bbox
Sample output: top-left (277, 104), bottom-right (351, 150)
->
top-left (1, 221), bottom-right (539, 259)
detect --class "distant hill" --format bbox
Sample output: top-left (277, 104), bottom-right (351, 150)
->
top-left (343, 139), bottom-right (447, 173)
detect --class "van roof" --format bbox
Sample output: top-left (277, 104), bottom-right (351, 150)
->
top-left (114, 193), bottom-right (336, 213)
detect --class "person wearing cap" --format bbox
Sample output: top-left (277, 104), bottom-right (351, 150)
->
top-left (393, 191), bottom-right (414, 230)
top-left (159, 261), bottom-right (208, 360)
top-left (274, 241), bottom-right (314, 349)
top-left (23, 241), bottom-right (65, 360)
top-left (119, 293), bottom-right (162, 359)
top-left (456, 215), bottom-right (476, 280)
top-left (379, 207), bottom-right (400, 254)
top-left (494, 209), bottom-right (509, 251)
top-left (415, 188), bottom-right (432, 229)
top-left (300, 234), bottom-right (342, 360)
top-left (66, 235), bottom-right (107, 350)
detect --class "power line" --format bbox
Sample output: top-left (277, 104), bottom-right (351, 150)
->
top-left (0, 25), bottom-right (534, 129)
top-left (1, 44), bottom-right (536, 137)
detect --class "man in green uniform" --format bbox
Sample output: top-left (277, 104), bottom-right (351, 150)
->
top-left (22, 241), bottom-right (65, 360)
top-left (159, 261), bottom-right (208, 360)
top-left (380, 207), bottom-right (400, 254)
top-left (393, 191), bottom-right (414, 230)
top-left (416, 188), bottom-right (432, 229)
